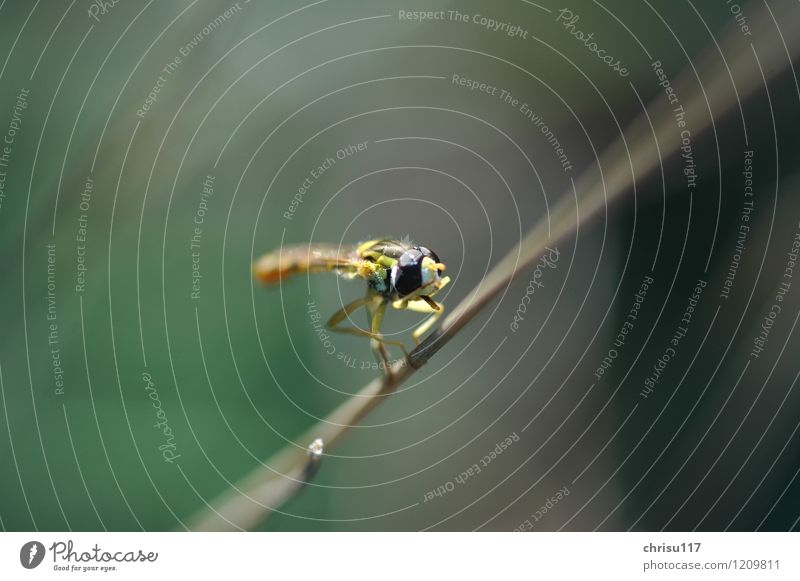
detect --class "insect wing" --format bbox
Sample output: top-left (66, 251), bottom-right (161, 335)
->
top-left (254, 243), bottom-right (359, 284)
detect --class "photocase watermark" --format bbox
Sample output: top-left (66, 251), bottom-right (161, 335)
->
top-left (87, 0), bottom-right (123, 23)
top-left (510, 247), bottom-right (560, 333)
top-left (142, 372), bottom-right (180, 463)
top-left (49, 539), bottom-right (157, 573)
top-left (0, 87), bottom-right (30, 215)
top-left (448, 10), bottom-right (529, 39)
top-left (284, 141), bottom-right (369, 221)
top-left (640, 279), bottom-right (706, 399)
top-left (308, 299), bottom-right (339, 357)
top-left (726, 0), bottom-right (753, 37)
top-left (451, 74), bottom-right (572, 172)
top-left (750, 222), bottom-right (799, 360)
top-left (136, 2), bottom-right (246, 119)
top-left (423, 432), bottom-right (520, 502)
top-left (20, 539), bottom-right (158, 572)
top-left (720, 150), bottom-right (754, 301)
top-left (46, 243), bottom-right (65, 396)
top-left (594, 273), bottom-right (653, 381)
top-left (74, 176), bottom-right (93, 294)
top-left (190, 174), bottom-right (215, 300)
top-left (513, 486), bottom-right (571, 530)
top-left (651, 60), bottom-right (697, 192)
top-left (397, 9), bottom-right (529, 39)
top-left (555, 8), bottom-right (629, 77)
top-left (19, 541), bottom-right (45, 569)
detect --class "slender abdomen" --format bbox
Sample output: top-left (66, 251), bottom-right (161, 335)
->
top-left (253, 243), bottom-right (355, 284)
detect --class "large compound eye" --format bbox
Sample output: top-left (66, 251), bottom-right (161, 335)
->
top-left (392, 248), bottom-right (424, 296)
top-left (416, 245), bottom-right (440, 263)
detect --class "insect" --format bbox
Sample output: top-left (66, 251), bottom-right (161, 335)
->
top-left (254, 238), bottom-right (450, 372)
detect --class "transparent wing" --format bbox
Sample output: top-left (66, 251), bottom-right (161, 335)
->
top-left (253, 243), bottom-right (360, 285)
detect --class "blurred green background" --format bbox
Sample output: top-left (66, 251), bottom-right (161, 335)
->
top-left (1, 0), bottom-right (799, 531)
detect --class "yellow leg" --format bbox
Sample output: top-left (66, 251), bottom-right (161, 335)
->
top-left (327, 295), bottom-right (409, 371)
top-left (409, 300), bottom-right (445, 345)
top-left (326, 295), bottom-right (371, 332)
top-left (366, 299), bottom-right (392, 370)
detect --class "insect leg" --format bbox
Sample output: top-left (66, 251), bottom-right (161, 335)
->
top-left (368, 298), bottom-right (412, 370)
top-left (367, 299), bottom-right (392, 371)
top-left (327, 296), bottom-right (409, 368)
top-left (405, 299), bottom-right (446, 345)
top-left (326, 295), bottom-right (371, 332)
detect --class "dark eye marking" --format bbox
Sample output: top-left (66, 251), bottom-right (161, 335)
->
top-left (393, 249), bottom-right (424, 296)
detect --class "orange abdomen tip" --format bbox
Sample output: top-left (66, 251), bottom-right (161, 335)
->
top-left (253, 253), bottom-right (294, 284)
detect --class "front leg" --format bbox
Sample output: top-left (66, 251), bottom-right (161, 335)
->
top-left (327, 295), bottom-right (408, 376)
top-left (398, 298), bottom-right (445, 345)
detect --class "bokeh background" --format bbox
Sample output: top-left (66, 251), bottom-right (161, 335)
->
top-left (1, 0), bottom-right (800, 531)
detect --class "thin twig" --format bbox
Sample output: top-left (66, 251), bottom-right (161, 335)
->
top-left (188, 1), bottom-right (799, 531)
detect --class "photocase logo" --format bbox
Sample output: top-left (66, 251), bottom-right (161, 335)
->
top-left (20, 541), bottom-right (45, 569)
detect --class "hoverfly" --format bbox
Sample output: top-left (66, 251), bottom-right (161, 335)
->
top-left (254, 239), bottom-right (450, 371)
